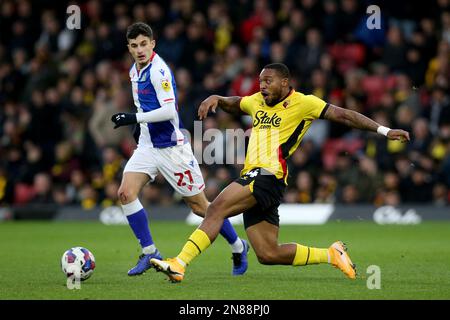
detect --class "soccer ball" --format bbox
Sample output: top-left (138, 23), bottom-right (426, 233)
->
top-left (61, 247), bottom-right (96, 281)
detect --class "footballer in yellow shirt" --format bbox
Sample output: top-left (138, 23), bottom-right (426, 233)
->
top-left (240, 89), bottom-right (329, 184)
top-left (150, 63), bottom-right (410, 283)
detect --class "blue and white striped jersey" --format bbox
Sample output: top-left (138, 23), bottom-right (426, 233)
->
top-left (129, 52), bottom-right (185, 148)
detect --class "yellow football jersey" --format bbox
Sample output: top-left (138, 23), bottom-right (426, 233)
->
top-left (239, 89), bottom-right (328, 183)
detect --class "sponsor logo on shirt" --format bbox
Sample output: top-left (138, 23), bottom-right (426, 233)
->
top-left (135, 88), bottom-right (151, 95)
top-left (253, 110), bottom-right (282, 128)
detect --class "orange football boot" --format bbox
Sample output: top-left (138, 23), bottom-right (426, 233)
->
top-left (328, 241), bottom-right (357, 279)
top-left (151, 258), bottom-right (185, 283)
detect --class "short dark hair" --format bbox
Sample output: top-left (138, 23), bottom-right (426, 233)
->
top-left (263, 63), bottom-right (290, 79)
top-left (126, 22), bottom-right (153, 41)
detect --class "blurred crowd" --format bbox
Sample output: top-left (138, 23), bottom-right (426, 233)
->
top-left (0, 0), bottom-right (449, 209)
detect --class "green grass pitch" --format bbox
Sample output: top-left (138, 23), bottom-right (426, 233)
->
top-left (0, 220), bottom-right (449, 300)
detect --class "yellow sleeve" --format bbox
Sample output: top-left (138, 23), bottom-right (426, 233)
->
top-left (239, 95), bottom-right (255, 115)
top-left (302, 95), bottom-right (329, 119)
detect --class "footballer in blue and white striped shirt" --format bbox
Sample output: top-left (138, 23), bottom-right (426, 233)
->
top-left (111, 22), bottom-right (249, 277)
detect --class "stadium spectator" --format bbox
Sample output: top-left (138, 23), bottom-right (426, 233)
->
top-left (340, 184), bottom-right (360, 204)
top-left (433, 183), bottom-right (449, 206)
top-left (66, 169), bottom-right (87, 205)
top-left (52, 183), bottom-right (69, 206)
top-left (424, 85), bottom-right (450, 135)
top-left (314, 172), bottom-right (337, 203)
top-left (51, 141), bottom-right (80, 183)
top-left (294, 171), bottom-right (314, 203)
top-left (29, 172), bottom-right (54, 204)
top-left (20, 142), bottom-right (45, 184)
top-left (408, 118), bottom-right (433, 155)
top-left (382, 25), bottom-right (408, 72)
top-left (355, 156), bottom-right (384, 202)
top-left (402, 164), bottom-right (435, 203)
top-left (229, 57), bottom-right (259, 97)
top-left (88, 88), bottom-right (133, 150)
top-left (296, 28), bottom-right (324, 81)
top-left (0, 0), bottom-right (448, 210)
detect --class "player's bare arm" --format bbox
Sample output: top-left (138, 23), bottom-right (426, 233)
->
top-left (198, 95), bottom-right (242, 120)
top-left (323, 104), bottom-right (410, 142)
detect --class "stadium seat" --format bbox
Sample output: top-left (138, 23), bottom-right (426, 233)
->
top-left (322, 138), bottom-right (365, 171)
top-left (328, 43), bottom-right (366, 74)
top-left (14, 183), bottom-right (36, 205)
top-left (361, 74), bottom-right (397, 108)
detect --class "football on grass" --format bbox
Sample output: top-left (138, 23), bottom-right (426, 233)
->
top-left (61, 247), bottom-right (96, 281)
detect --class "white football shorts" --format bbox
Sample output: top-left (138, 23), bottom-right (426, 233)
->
top-left (123, 143), bottom-right (205, 197)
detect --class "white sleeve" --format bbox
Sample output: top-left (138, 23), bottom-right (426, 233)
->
top-left (136, 64), bottom-right (177, 123)
top-left (150, 63), bottom-right (177, 108)
top-left (136, 103), bottom-right (176, 123)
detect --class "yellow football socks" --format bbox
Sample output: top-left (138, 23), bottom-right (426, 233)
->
top-left (292, 244), bottom-right (329, 266)
top-left (177, 229), bottom-right (211, 266)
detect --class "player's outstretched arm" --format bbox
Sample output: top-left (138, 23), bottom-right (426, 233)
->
top-left (198, 95), bottom-right (242, 120)
top-left (323, 104), bottom-right (410, 142)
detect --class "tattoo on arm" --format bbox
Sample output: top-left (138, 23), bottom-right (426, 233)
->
top-left (217, 96), bottom-right (242, 115)
top-left (324, 104), bottom-right (379, 132)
